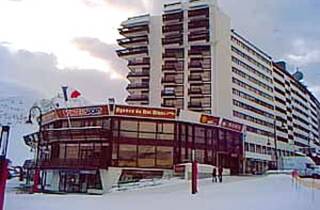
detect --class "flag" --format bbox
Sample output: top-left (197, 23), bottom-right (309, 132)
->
top-left (61, 86), bottom-right (81, 102)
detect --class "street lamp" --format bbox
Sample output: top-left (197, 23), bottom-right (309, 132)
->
top-left (26, 105), bottom-right (43, 193)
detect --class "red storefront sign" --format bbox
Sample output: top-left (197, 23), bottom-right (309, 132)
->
top-left (200, 114), bottom-right (220, 126)
top-left (115, 105), bottom-right (176, 119)
top-left (221, 119), bottom-right (243, 132)
top-left (42, 106), bottom-right (109, 124)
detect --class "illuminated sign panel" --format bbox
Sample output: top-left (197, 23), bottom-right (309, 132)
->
top-left (115, 105), bottom-right (176, 119)
top-left (200, 114), bottom-right (220, 126)
top-left (42, 106), bottom-right (109, 124)
top-left (221, 119), bottom-right (243, 132)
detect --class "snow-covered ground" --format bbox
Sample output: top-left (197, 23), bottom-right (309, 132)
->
top-left (5, 175), bottom-right (320, 210)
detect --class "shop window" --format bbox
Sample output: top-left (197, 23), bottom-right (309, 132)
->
top-left (195, 149), bottom-right (205, 163)
top-left (156, 146), bottom-right (173, 168)
top-left (138, 146), bottom-right (156, 167)
top-left (194, 126), bottom-right (205, 144)
top-left (65, 144), bottom-right (79, 159)
top-left (139, 121), bottom-right (156, 139)
top-left (157, 123), bottom-right (174, 140)
top-left (118, 144), bottom-right (137, 167)
top-left (59, 144), bottom-right (66, 159)
top-left (120, 120), bottom-right (138, 138)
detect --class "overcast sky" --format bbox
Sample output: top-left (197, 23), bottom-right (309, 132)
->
top-left (0, 0), bottom-right (320, 103)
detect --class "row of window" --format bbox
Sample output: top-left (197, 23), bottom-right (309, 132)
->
top-left (233, 111), bottom-right (273, 129)
top-left (246, 126), bottom-right (273, 137)
top-left (292, 114), bottom-right (310, 127)
top-left (231, 46), bottom-right (272, 75)
top-left (293, 98), bottom-right (309, 111)
top-left (232, 77), bottom-right (273, 101)
top-left (232, 67), bottom-right (273, 92)
top-left (233, 99), bottom-right (274, 120)
top-left (232, 56), bottom-right (272, 83)
top-left (232, 88), bottom-right (274, 111)
top-left (231, 36), bottom-right (272, 66)
top-left (245, 143), bottom-right (294, 157)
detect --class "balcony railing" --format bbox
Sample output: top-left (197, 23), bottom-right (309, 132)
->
top-left (188, 88), bottom-right (203, 95)
top-left (188, 20), bottom-right (209, 29)
top-left (162, 37), bottom-right (183, 45)
top-left (126, 95), bottom-right (149, 102)
top-left (127, 71), bottom-right (150, 78)
top-left (188, 30), bottom-right (209, 42)
top-left (126, 83), bottom-right (149, 90)
top-left (163, 12), bottom-right (183, 22)
top-left (162, 76), bottom-right (177, 83)
top-left (128, 59), bottom-right (150, 67)
top-left (119, 25), bottom-right (149, 36)
top-left (163, 24), bottom-right (183, 33)
top-left (188, 46), bottom-right (211, 56)
top-left (188, 8), bottom-right (209, 18)
top-left (117, 47), bottom-right (148, 57)
top-left (188, 101), bottom-right (203, 108)
top-left (162, 64), bottom-right (184, 72)
top-left (188, 74), bottom-right (202, 81)
top-left (161, 90), bottom-right (176, 97)
top-left (117, 36), bottom-right (148, 46)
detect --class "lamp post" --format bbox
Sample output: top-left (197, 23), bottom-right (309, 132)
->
top-left (26, 105), bottom-right (43, 193)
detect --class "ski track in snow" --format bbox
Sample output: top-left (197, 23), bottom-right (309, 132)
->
top-left (4, 175), bottom-right (320, 210)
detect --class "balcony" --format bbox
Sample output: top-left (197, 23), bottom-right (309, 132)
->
top-left (162, 63), bottom-right (184, 72)
top-left (163, 24), bottom-right (183, 33)
top-left (163, 12), bottom-right (183, 22)
top-left (117, 47), bottom-right (148, 57)
top-left (161, 90), bottom-right (176, 97)
top-left (162, 76), bottom-right (177, 84)
top-left (162, 36), bottom-right (183, 45)
top-left (188, 101), bottom-right (202, 108)
top-left (188, 74), bottom-right (203, 81)
top-left (126, 95), bottom-right (149, 102)
top-left (119, 25), bottom-right (149, 37)
top-left (117, 35), bottom-right (148, 47)
top-left (188, 8), bottom-right (209, 18)
top-left (127, 71), bottom-right (150, 79)
top-left (188, 20), bottom-right (209, 30)
top-left (188, 46), bottom-right (211, 56)
top-left (126, 83), bottom-right (149, 90)
top-left (188, 88), bottom-right (202, 95)
top-left (188, 30), bottom-right (209, 42)
top-left (128, 59), bottom-right (150, 67)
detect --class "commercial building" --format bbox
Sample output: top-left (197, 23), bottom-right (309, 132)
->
top-left (24, 104), bottom-right (244, 193)
top-left (117, 0), bottom-right (320, 172)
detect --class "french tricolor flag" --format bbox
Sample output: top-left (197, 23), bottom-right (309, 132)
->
top-left (62, 86), bottom-right (81, 102)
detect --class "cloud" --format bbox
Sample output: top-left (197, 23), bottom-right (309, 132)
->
top-left (72, 37), bottom-right (128, 78)
top-left (285, 39), bottom-right (320, 67)
top-left (0, 44), bottom-right (128, 103)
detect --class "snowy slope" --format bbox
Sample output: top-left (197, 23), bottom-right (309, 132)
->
top-left (5, 175), bottom-right (320, 210)
top-left (0, 81), bottom-right (41, 165)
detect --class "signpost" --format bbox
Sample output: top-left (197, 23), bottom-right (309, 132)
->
top-left (0, 126), bottom-right (10, 210)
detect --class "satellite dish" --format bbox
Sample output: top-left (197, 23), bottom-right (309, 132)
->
top-left (292, 69), bottom-right (304, 81)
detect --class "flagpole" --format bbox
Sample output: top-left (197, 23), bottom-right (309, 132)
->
top-left (62, 86), bottom-right (72, 128)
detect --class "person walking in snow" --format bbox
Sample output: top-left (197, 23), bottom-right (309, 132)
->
top-left (212, 167), bottom-right (217, 183)
top-left (218, 166), bottom-right (223, 183)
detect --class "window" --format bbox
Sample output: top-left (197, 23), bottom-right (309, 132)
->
top-left (65, 144), bottom-right (79, 159)
top-left (138, 146), bottom-right (156, 167)
top-left (118, 144), bottom-right (137, 167)
top-left (157, 123), bottom-right (174, 140)
top-left (139, 121), bottom-right (156, 139)
top-left (120, 120), bottom-right (138, 138)
top-left (194, 126), bottom-right (205, 144)
top-left (156, 146), bottom-right (173, 168)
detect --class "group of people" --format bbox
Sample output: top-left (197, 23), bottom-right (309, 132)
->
top-left (212, 166), bottom-right (223, 183)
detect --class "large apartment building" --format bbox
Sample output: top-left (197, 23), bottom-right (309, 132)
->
top-left (117, 0), bottom-right (320, 172)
